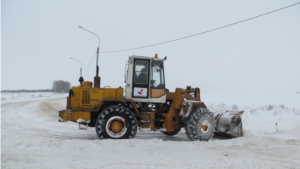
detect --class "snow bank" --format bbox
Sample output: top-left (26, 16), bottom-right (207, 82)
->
top-left (202, 92), bottom-right (300, 109)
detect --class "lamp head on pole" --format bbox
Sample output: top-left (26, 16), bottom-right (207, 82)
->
top-left (79, 25), bottom-right (101, 88)
top-left (70, 57), bottom-right (83, 84)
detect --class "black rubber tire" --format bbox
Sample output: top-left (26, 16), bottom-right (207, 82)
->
top-left (186, 108), bottom-right (215, 141)
top-left (160, 127), bottom-right (181, 136)
top-left (95, 105), bottom-right (138, 139)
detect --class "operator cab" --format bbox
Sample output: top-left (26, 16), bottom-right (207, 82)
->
top-left (124, 54), bottom-right (166, 103)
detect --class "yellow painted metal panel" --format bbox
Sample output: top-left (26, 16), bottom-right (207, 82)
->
top-left (103, 88), bottom-right (116, 99)
top-left (79, 88), bottom-right (104, 108)
top-left (69, 86), bottom-right (124, 110)
top-left (70, 87), bottom-right (80, 109)
top-left (151, 89), bottom-right (165, 98)
top-left (116, 88), bottom-right (124, 99)
top-left (103, 88), bottom-right (124, 99)
top-left (59, 110), bottom-right (90, 122)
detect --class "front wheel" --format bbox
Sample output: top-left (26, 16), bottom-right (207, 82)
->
top-left (186, 108), bottom-right (215, 141)
top-left (95, 105), bottom-right (138, 139)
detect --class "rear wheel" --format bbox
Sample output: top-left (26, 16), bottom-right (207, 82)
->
top-left (161, 127), bottom-right (181, 136)
top-left (186, 108), bottom-right (215, 141)
top-left (95, 105), bottom-right (138, 139)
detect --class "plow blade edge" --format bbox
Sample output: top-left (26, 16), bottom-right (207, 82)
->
top-left (213, 110), bottom-right (244, 138)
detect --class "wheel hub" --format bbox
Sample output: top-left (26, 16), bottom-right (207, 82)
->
top-left (106, 116), bottom-right (127, 138)
top-left (110, 120), bottom-right (123, 133)
top-left (201, 125), bottom-right (208, 131)
top-left (198, 116), bottom-right (212, 134)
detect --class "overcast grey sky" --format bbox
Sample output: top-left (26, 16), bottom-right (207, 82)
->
top-left (1, 0), bottom-right (300, 93)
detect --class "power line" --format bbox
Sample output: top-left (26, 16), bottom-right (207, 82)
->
top-left (100, 2), bottom-right (300, 54)
top-left (83, 53), bottom-right (96, 71)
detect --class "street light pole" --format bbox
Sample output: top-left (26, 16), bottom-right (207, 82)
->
top-left (79, 26), bottom-right (101, 88)
top-left (70, 57), bottom-right (82, 77)
top-left (70, 57), bottom-right (84, 84)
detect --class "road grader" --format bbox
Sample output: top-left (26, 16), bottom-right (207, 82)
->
top-left (59, 54), bottom-right (243, 141)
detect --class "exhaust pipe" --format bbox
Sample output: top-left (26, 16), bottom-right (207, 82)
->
top-left (94, 47), bottom-right (101, 88)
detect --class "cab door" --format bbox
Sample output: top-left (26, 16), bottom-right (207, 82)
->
top-left (132, 59), bottom-right (150, 98)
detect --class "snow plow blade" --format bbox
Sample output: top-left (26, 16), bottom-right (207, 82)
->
top-left (213, 110), bottom-right (244, 138)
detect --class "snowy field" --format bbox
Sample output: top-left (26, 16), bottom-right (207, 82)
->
top-left (1, 92), bottom-right (300, 169)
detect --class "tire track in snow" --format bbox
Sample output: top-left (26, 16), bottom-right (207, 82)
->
top-left (9, 126), bottom-right (98, 140)
top-left (7, 125), bottom-right (190, 141)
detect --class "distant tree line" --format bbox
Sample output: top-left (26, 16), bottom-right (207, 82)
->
top-left (1, 89), bottom-right (53, 93)
top-left (52, 80), bottom-right (71, 93)
top-left (1, 80), bottom-right (71, 93)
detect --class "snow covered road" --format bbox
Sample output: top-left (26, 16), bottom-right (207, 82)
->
top-left (1, 94), bottom-right (300, 169)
